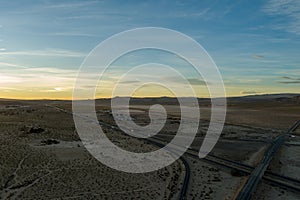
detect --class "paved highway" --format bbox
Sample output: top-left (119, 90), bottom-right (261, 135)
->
top-left (46, 105), bottom-right (300, 199)
top-left (236, 120), bottom-right (300, 200)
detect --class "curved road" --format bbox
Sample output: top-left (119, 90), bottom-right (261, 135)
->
top-left (46, 104), bottom-right (300, 199)
top-left (178, 156), bottom-right (190, 200)
top-left (46, 104), bottom-right (191, 200)
top-left (142, 138), bottom-right (190, 200)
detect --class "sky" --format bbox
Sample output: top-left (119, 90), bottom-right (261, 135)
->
top-left (0, 0), bottom-right (299, 99)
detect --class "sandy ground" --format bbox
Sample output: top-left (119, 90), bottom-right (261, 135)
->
top-left (0, 95), bottom-right (299, 199)
top-left (104, 103), bottom-right (279, 200)
top-left (0, 103), bottom-right (183, 199)
top-left (268, 135), bottom-right (300, 180)
top-left (253, 182), bottom-right (300, 200)
top-left (186, 156), bottom-right (243, 200)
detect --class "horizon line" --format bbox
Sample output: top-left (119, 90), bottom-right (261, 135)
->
top-left (1, 92), bottom-right (299, 101)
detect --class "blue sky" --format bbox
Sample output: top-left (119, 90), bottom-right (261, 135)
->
top-left (0, 0), bottom-right (299, 99)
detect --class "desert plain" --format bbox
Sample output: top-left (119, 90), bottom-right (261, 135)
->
top-left (0, 93), bottom-right (299, 199)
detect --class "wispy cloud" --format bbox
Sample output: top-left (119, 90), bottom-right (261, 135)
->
top-left (165, 76), bottom-right (207, 86)
top-left (22, 67), bottom-right (78, 76)
top-left (118, 77), bottom-right (207, 86)
top-left (0, 74), bottom-right (22, 83)
top-left (49, 32), bottom-right (95, 37)
top-left (263, 0), bottom-right (300, 34)
top-left (281, 76), bottom-right (300, 80)
top-left (171, 8), bottom-right (211, 18)
top-left (5, 1), bottom-right (99, 15)
top-left (278, 76), bottom-right (300, 84)
top-left (43, 87), bottom-right (73, 92)
top-left (0, 66), bottom-right (78, 96)
top-left (253, 54), bottom-right (265, 59)
top-left (0, 49), bottom-right (86, 57)
top-left (119, 80), bottom-right (140, 84)
top-left (0, 62), bottom-right (28, 68)
top-left (44, 1), bottom-right (98, 9)
top-left (267, 37), bottom-right (291, 43)
top-left (240, 90), bottom-right (261, 95)
top-left (226, 77), bottom-right (262, 84)
top-left (279, 81), bottom-right (300, 84)
top-left (187, 78), bottom-right (207, 85)
top-left (0, 86), bottom-right (23, 91)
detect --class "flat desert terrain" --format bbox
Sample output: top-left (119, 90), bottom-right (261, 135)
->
top-left (0, 93), bottom-right (299, 199)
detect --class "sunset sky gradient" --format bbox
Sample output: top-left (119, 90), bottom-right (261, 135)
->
top-left (0, 0), bottom-right (299, 99)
